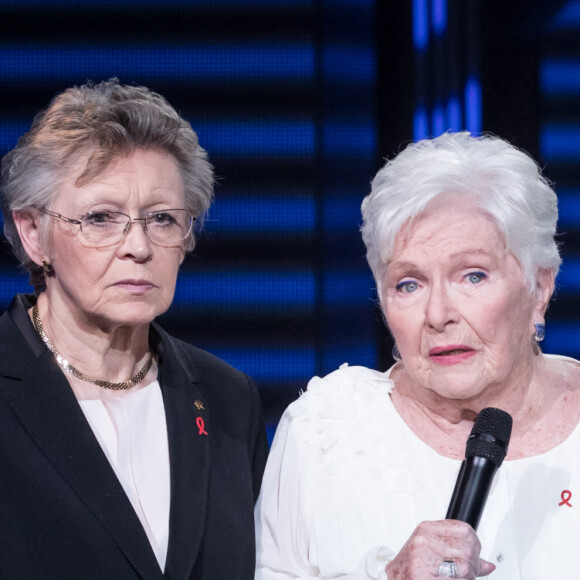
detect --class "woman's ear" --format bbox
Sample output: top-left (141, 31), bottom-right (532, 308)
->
top-left (533, 268), bottom-right (555, 321)
top-left (12, 210), bottom-right (46, 266)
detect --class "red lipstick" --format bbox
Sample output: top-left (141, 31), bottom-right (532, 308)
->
top-left (429, 345), bottom-right (476, 366)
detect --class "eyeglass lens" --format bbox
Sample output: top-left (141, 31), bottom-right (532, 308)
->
top-left (79, 210), bottom-right (192, 247)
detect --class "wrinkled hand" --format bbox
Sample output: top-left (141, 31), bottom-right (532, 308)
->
top-left (385, 520), bottom-right (496, 579)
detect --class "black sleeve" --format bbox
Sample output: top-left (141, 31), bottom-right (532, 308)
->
top-left (245, 374), bottom-right (269, 502)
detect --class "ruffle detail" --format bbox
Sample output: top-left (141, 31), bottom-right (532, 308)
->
top-left (282, 364), bottom-right (418, 575)
top-left (288, 364), bottom-right (397, 472)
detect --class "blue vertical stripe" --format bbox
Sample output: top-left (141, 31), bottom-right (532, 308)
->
top-left (465, 77), bottom-right (481, 135)
top-left (413, 0), bottom-right (429, 51)
top-left (432, 105), bottom-right (446, 136)
top-left (432, 0), bottom-right (447, 35)
top-left (414, 107), bottom-right (430, 140)
top-left (447, 96), bottom-right (462, 131)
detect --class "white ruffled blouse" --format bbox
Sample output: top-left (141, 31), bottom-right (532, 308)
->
top-left (255, 362), bottom-right (580, 579)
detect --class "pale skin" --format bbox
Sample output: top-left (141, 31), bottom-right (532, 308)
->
top-left (379, 194), bottom-right (580, 579)
top-left (13, 148), bottom-right (188, 400)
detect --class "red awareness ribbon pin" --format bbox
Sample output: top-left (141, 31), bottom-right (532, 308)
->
top-left (196, 416), bottom-right (208, 436)
top-left (559, 490), bottom-right (572, 507)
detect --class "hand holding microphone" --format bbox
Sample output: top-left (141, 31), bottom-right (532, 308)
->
top-left (437, 407), bottom-right (513, 577)
top-left (386, 408), bottom-right (512, 580)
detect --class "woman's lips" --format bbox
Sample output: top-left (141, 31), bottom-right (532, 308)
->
top-left (429, 345), bottom-right (476, 366)
top-left (115, 280), bottom-right (154, 293)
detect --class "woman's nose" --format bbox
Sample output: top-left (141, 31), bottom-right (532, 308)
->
top-left (425, 283), bottom-right (458, 332)
top-left (117, 219), bottom-right (153, 260)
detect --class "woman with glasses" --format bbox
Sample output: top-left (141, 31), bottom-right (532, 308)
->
top-left (0, 79), bottom-right (268, 579)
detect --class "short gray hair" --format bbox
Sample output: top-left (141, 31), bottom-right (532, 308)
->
top-left (361, 131), bottom-right (561, 296)
top-left (1, 78), bottom-right (213, 291)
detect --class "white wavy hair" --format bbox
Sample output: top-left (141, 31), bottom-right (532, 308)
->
top-left (361, 131), bottom-right (561, 296)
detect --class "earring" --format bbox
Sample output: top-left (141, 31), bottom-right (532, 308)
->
top-left (392, 343), bottom-right (401, 362)
top-left (41, 258), bottom-right (54, 276)
top-left (533, 322), bottom-right (545, 342)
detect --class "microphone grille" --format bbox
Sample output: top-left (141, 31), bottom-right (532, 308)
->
top-left (465, 407), bottom-right (513, 467)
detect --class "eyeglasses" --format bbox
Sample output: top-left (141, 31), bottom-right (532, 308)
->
top-left (40, 208), bottom-right (196, 248)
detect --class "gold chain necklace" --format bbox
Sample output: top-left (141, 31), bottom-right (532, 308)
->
top-left (32, 303), bottom-right (153, 391)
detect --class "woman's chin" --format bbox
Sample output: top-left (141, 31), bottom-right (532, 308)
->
top-left (427, 379), bottom-right (492, 404)
top-left (89, 303), bottom-right (164, 329)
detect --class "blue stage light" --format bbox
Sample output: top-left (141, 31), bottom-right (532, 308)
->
top-left (414, 108), bottom-right (430, 140)
top-left (541, 58), bottom-right (580, 96)
top-left (413, 0), bottom-right (429, 51)
top-left (540, 124), bottom-right (580, 161)
top-left (543, 321), bottom-right (580, 355)
top-left (0, 45), bottom-right (315, 83)
top-left (465, 77), bottom-right (481, 135)
top-left (322, 122), bottom-right (376, 157)
top-left (554, 258), bottom-right (580, 292)
top-left (172, 271), bottom-right (316, 309)
top-left (206, 194), bottom-right (316, 233)
top-left (208, 347), bottom-right (316, 381)
top-left (553, 190), bottom-right (580, 227)
top-left (548, 0), bottom-right (580, 29)
top-left (193, 119), bottom-right (316, 158)
top-left (432, 0), bottom-right (447, 36)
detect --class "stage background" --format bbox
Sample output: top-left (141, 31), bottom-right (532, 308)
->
top-left (1, 0), bottom-right (579, 441)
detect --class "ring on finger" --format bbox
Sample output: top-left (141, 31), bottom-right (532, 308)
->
top-left (437, 560), bottom-right (459, 577)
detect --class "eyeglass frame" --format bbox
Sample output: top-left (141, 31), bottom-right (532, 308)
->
top-left (38, 207), bottom-right (196, 248)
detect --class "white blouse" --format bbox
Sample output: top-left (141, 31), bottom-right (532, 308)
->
top-left (255, 362), bottom-right (580, 579)
top-left (79, 380), bottom-right (171, 571)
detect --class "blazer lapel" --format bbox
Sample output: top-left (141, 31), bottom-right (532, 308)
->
top-left (155, 329), bottom-right (210, 580)
top-left (0, 313), bottom-right (164, 580)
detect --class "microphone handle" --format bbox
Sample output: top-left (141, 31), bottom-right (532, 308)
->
top-left (445, 455), bottom-right (498, 530)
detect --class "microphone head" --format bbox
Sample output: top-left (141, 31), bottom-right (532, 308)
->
top-left (466, 407), bottom-right (513, 467)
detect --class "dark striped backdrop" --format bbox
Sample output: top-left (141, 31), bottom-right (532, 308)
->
top-left (2, 0), bottom-right (580, 440)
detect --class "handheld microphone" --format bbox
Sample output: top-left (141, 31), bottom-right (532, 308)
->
top-left (445, 407), bottom-right (513, 530)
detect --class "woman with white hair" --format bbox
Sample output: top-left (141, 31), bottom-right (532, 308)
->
top-left (255, 132), bottom-right (580, 579)
top-left (0, 79), bottom-right (267, 579)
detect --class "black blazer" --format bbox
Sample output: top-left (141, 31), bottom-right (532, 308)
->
top-left (0, 295), bottom-right (268, 579)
